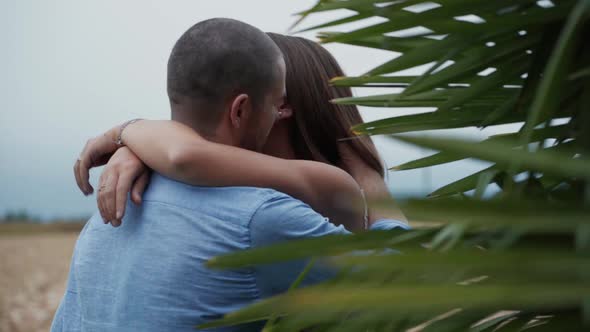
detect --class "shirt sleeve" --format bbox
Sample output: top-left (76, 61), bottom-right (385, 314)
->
top-left (370, 219), bottom-right (411, 231)
top-left (249, 193), bottom-right (348, 297)
top-left (250, 193), bottom-right (351, 245)
top-left (249, 193), bottom-right (410, 298)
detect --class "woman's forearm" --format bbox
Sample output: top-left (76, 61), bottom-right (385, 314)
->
top-left (358, 174), bottom-right (408, 225)
top-left (337, 143), bottom-right (408, 226)
top-left (115, 120), bottom-right (364, 230)
top-left (112, 120), bottom-right (203, 182)
top-left (119, 120), bottom-right (283, 187)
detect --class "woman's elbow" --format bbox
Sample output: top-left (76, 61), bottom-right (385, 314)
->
top-left (166, 145), bottom-right (198, 175)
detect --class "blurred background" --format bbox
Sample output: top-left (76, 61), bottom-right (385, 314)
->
top-left (0, 0), bottom-right (508, 222)
top-left (0, 1), bottom-right (516, 331)
top-left (0, 0), bottom-right (590, 332)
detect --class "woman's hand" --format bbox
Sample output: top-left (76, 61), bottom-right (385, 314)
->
top-left (74, 127), bottom-right (120, 195)
top-left (97, 147), bottom-right (150, 227)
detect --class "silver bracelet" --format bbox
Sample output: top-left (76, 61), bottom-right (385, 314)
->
top-left (115, 118), bottom-right (143, 146)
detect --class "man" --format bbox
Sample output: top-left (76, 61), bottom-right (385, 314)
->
top-left (52, 18), bottom-right (407, 331)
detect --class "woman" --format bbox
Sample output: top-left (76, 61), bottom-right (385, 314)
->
top-left (75, 33), bottom-right (407, 231)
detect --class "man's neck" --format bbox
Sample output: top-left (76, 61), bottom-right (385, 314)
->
top-left (171, 106), bottom-right (238, 147)
top-left (201, 129), bottom-right (236, 146)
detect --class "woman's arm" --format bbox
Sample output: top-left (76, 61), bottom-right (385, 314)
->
top-left (104, 120), bottom-right (365, 231)
top-left (337, 143), bottom-right (408, 225)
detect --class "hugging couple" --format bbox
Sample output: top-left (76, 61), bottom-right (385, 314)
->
top-left (52, 18), bottom-right (409, 331)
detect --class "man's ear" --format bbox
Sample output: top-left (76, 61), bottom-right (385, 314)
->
top-left (277, 102), bottom-right (293, 120)
top-left (229, 94), bottom-right (251, 129)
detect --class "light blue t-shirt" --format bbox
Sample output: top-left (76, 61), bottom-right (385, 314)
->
top-left (51, 173), bottom-right (408, 331)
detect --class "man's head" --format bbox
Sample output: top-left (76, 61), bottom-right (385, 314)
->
top-left (167, 18), bottom-right (286, 151)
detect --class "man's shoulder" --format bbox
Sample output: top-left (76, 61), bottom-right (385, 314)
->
top-left (248, 190), bottom-right (324, 228)
top-left (142, 172), bottom-right (292, 213)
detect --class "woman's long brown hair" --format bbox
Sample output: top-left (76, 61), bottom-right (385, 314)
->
top-left (268, 33), bottom-right (384, 177)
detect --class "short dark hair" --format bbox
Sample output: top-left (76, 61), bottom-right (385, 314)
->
top-left (167, 18), bottom-right (282, 122)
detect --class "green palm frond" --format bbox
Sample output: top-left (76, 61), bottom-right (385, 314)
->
top-left (204, 0), bottom-right (590, 330)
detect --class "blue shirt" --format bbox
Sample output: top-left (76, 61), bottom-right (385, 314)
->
top-left (51, 173), bottom-right (408, 332)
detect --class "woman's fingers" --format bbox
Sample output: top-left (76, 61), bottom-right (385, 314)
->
top-left (77, 138), bottom-right (98, 195)
top-left (96, 148), bottom-right (147, 227)
top-left (75, 135), bottom-right (120, 196)
top-left (73, 159), bottom-right (85, 194)
top-left (131, 171), bottom-right (151, 205)
top-left (78, 156), bottom-right (93, 195)
top-left (74, 155), bottom-right (93, 196)
top-left (99, 172), bottom-right (118, 224)
top-left (97, 172), bottom-right (109, 224)
top-left (112, 172), bottom-right (135, 227)
top-left (89, 146), bottom-right (147, 227)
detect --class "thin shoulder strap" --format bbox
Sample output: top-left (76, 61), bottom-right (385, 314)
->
top-left (360, 188), bottom-right (369, 230)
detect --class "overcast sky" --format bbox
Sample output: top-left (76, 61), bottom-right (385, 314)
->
top-left (1, 0), bottom-right (511, 220)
